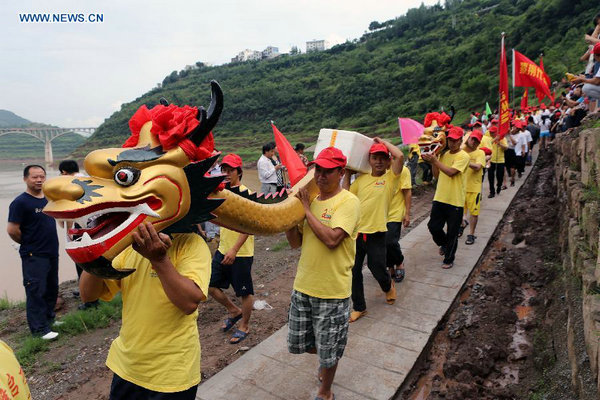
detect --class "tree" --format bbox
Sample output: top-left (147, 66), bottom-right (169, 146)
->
top-left (290, 46), bottom-right (300, 55)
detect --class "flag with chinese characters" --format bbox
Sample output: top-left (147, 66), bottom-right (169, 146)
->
top-left (513, 50), bottom-right (552, 102)
top-left (538, 55), bottom-right (553, 102)
top-left (498, 36), bottom-right (510, 138)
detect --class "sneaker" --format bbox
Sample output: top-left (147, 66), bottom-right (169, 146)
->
top-left (349, 310), bottom-right (367, 323)
top-left (41, 331), bottom-right (59, 340)
top-left (386, 281), bottom-right (396, 304)
top-left (488, 192), bottom-right (495, 198)
top-left (52, 320), bottom-right (65, 327)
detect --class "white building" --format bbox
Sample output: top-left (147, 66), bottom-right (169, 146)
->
top-left (262, 46), bottom-right (280, 59)
top-left (306, 39), bottom-right (329, 53)
top-left (231, 49), bottom-right (262, 63)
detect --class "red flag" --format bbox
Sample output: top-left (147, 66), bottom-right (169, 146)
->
top-left (271, 122), bottom-right (307, 186)
top-left (513, 50), bottom-right (552, 102)
top-left (498, 36), bottom-right (510, 138)
top-left (520, 88), bottom-right (528, 110)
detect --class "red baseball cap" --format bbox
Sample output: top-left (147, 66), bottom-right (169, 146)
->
top-left (491, 119), bottom-right (499, 125)
top-left (221, 153), bottom-right (243, 168)
top-left (488, 126), bottom-right (498, 133)
top-left (593, 42), bottom-right (600, 55)
top-left (308, 147), bottom-right (347, 169)
top-left (369, 142), bottom-right (389, 155)
top-left (447, 126), bottom-right (464, 140)
top-left (540, 103), bottom-right (547, 109)
top-left (480, 147), bottom-right (492, 156)
top-left (473, 121), bottom-right (482, 127)
top-left (470, 129), bottom-right (483, 142)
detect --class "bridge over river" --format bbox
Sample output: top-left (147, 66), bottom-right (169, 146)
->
top-left (0, 127), bottom-right (96, 164)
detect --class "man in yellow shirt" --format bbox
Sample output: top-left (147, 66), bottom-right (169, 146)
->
top-left (285, 147), bottom-right (360, 400)
top-left (422, 126), bottom-right (470, 269)
top-left (461, 130), bottom-right (486, 246)
top-left (1, 340), bottom-right (31, 400)
top-left (80, 224), bottom-right (210, 399)
top-left (386, 166), bottom-right (412, 282)
top-left (343, 138), bottom-right (404, 322)
top-left (208, 154), bottom-right (255, 344)
top-left (487, 125), bottom-right (508, 198)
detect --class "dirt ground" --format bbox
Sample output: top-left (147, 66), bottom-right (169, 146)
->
top-left (1, 172), bottom-right (435, 400)
top-left (397, 150), bottom-right (596, 400)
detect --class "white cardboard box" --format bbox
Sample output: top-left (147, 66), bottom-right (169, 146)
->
top-left (313, 128), bottom-right (373, 173)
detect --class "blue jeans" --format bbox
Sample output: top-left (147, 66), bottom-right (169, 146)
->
top-left (21, 255), bottom-right (58, 335)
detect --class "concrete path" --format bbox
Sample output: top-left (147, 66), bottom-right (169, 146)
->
top-left (197, 153), bottom-right (537, 400)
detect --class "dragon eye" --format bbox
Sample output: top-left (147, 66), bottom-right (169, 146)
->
top-left (114, 167), bottom-right (140, 187)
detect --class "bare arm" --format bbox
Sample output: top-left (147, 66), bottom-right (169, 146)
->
top-left (7, 222), bottom-right (21, 243)
top-left (221, 233), bottom-right (249, 265)
top-left (134, 222), bottom-right (204, 314)
top-left (297, 188), bottom-right (348, 249)
top-left (373, 137), bottom-right (404, 175)
top-left (285, 226), bottom-right (302, 249)
top-left (422, 153), bottom-right (459, 177)
top-left (341, 170), bottom-right (352, 190)
top-left (79, 272), bottom-right (106, 303)
top-left (469, 161), bottom-right (483, 171)
top-left (402, 189), bottom-right (412, 228)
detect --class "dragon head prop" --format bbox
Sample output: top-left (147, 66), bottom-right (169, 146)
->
top-left (43, 81), bottom-right (318, 279)
top-left (417, 107), bottom-right (454, 156)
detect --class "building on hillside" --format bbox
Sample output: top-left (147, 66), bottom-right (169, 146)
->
top-left (231, 49), bottom-right (262, 63)
top-left (262, 46), bottom-right (280, 59)
top-left (306, 39), bottom-right (329, 53)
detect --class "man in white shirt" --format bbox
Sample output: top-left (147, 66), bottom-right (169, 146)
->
top-left (514, 121), bottom-right (528, 178)
top-left (257, 142), bottom-right (283, 194)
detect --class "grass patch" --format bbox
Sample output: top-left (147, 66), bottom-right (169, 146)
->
top-left (16, 336), bottom-right (49, 369)
top-left (55, 294), bottom-right (122, 335)
top-left (0, 294), bottom-right (26, 311)
top-left (583, 184), bottom-right (600, 203)
top-left (270, 239), bottom-right (290, 252)
top-left (13, 294), bottom-right (122, 371)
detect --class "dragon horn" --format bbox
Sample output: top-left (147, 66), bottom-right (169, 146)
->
top-left (159, 97), bottom-right (169, 106)
top-left (189, 80), bottom-right (223, 145)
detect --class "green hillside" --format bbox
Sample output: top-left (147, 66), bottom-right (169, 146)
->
top-left (75, 0), bottom-right (594, 161)
top-left (0, 110), bottom-right (30, 127)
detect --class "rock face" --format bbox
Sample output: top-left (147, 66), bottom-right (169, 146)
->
top-left (553, 123), bottom-right (600, 396)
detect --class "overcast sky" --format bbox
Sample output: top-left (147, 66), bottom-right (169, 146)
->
top-left (0, 0), bottom-right (438, 128)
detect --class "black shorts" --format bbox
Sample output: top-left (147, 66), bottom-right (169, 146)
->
top-left (110, 373), bottom-right (197, 400)
top-left (209, 251), bottom-right (254, 297)
top-left (504, 148), bottom-right (516, 170)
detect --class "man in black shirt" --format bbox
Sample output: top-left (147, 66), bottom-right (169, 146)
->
top-left (7, 165), bottom-right (60, 340)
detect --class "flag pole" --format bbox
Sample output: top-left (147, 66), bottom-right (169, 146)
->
top-left (499, 32), bottom-right (504, 116)
top-left (511, 48), bottom-right (515, 110)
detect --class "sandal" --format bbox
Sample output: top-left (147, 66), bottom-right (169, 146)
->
top-left (441, 262), bottom-right (454, 269)
top-left (315, 395), bottom-right (335, 400)
top-left (349, 310), bottom-right (367, 323)
top-left (394, 268), bottom-right (405, 283)
top-left (221, 313), bottom-right (243, 332)
top-left (465, 235), bottom-right (476, 245)
top-left (230, 329), bottom-right (248, 344)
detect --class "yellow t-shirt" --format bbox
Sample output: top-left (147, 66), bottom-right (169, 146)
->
top-left (350, 169), bottom-right (401, 233)
top-left (409, 144), bottom-right (422, 163)
top-left (0, 340), bottom-right (31, 400)
top-left (218, 185), bottom-right (254, 257)
top-left (433, 150), bottom-right (470, 207)
top-left (464, 149), bottom-right (486, 193)
top-left (490, 137), bottom-right (508, 164)
top-left (388, 167), bottom-right (412, 222)
top-left (101, 233), bottom-right (211, 392)
top-left (293, 190), bottom-right (360, 299)
top-left (479, 134), bottom-right (493, 151)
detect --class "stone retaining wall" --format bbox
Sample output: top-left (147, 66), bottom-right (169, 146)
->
top-left (554, 125), bottom-right (600, 396)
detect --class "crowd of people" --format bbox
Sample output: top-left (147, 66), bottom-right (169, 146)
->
top-left (6, 15), bottom-right (600, 400)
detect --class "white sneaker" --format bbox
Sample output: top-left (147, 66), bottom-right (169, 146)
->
top-left (52, 320), bottom-right (64, 327)
top-left (41, 331), bottom-right (59, 340)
